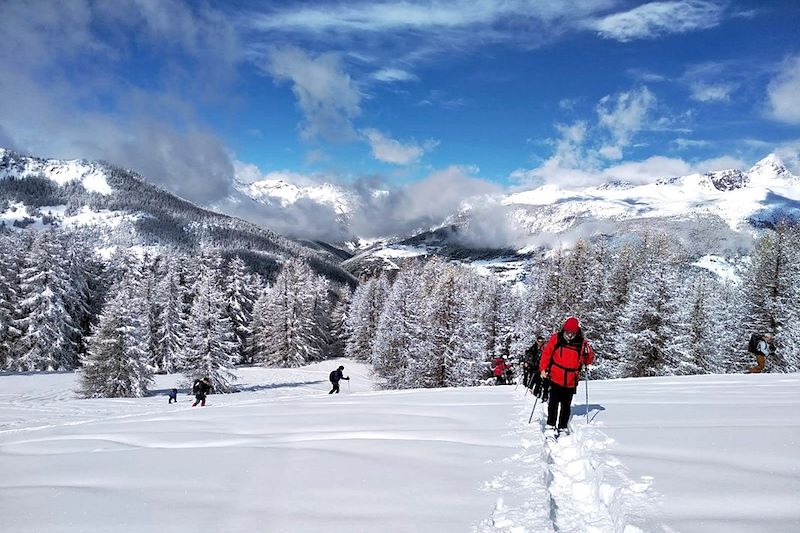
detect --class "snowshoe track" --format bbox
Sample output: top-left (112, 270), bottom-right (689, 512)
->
top-left (477, 393), bottom-right (667, 532)
top-left (539, 408), bottom-right (668, 533)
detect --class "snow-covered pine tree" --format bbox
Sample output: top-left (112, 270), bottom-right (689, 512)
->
top-left (11, 230), bottom-right (80, 371)
top-left (443, 272), bottom-right (490, 386)
top-left (0, 233), bottom-right (22, 368)
top-left (371, 271), bottom-right (426, 389)
top-left (153, 257), bottom-right (187, 373)
top-left (773, 224), bottom-right (800, 371)
top-left (182, 262), bottom-right (237, 392)
top-left (678, 272), bottom-right (717, 374)
top-left (223, 255), bottom-right (258, 364)
top-left (344, 275), bottom-right (390, 361)
top-left (79, 275), bottom-right (152, 398)
top-left (415, 262), bottom-right (459, 388)
top-left (615, 234), bottom-right (690, 377)
top-left (741, 224), bottom-right (798, 372)
top-left (251, 260), bottom-right (323, 368)
top-left (328, 283), bottom-right (352, 358)
top-left (137, 253), bottom-right (160, 372)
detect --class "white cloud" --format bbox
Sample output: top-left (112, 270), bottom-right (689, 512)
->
top-left (362, 129), bottom-right (438, 165)
top-left (672, 137), bottom-right (709, 150)
top-left (247, 1), bottom-right (612, 34)
top-left (766, 55), bottom-right (800, 124)
top-left (514, 153), bottom-right (748, 187)
top-left (596, 87), bottom-right (658, 159)
top-left (0, 0), bottom-right (239, 204)
top-left (590, 0), bottom-right (726, 42)
top-left (689, 82), bottom-right (734, 102)
top-left (265, 46), bottom-right (362, 141)
top-left (372, 68), bottom-right (417, 82)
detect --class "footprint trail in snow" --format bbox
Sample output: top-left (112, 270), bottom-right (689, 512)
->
top-left (477, 393), bottom-right (669, 533)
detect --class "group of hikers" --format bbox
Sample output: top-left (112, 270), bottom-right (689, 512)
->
top-left (492, 316), bottom-right (595, 438)
top-left (167, 369), bottom-right (351, 406)
top-left (170, 319), bottom-right (774, 439)
top-left (493, 316), bottom-right (775, 438)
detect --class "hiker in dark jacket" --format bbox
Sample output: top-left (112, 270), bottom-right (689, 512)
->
top-left (747, 333), bottom-right (774, 373)
top-left (192, 377), bottom-right (212, 407)
top-left (168, 388), bottom-right (178, 404)
top-left (539, 317), bottom-right (594, 437)
top-left (523, 335), bottom-right (547, 397)
top-left (329, 365), bottom-right (350, 394)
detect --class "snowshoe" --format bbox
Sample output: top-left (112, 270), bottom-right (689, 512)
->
top-left (544, 425), bottom-right (558, 441)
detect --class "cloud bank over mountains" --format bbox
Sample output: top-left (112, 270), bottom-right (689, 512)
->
top-left (0, 0), bottom-right (797, 242)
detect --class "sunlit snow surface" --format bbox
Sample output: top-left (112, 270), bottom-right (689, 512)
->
top-left (1, 361), bottom-right (798, 532)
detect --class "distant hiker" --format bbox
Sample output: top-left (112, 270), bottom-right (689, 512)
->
top-left (168, 388), bottom-right (178, 404)
top-left (493, 356), bottom-right (511, 385)
top-left (329, 365), bottom-right (350, 394)
top-left (192, 377), bottom-right (212, 407)
top-left (747, 333), bottom-right (774, 374)
top-left (539, 317), bottom-right (594, 438)
top-left (523, 335), bottom-right (548, 399)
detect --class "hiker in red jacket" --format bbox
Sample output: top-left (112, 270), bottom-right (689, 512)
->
top-left (539, 316), bottom-right (594, 437)
top-left (493, 356), bottom-right (511, 385)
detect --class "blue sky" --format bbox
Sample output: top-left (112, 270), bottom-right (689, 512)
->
top-left (1, 0), bottom-right (799, 210)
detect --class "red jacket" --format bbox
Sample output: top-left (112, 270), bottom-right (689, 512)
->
top-left (493, 357), bottom-right (509, 376)
top-left (539, 332), bottom-right (594, 388)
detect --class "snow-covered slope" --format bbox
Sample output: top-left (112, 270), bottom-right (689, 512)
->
top-left (1, 364), bottom-right (798, 532)
top-left (0, 147), bottom-right (113, 194)
top-left (0, 148), bottom-right (356, 285)
top-left (342, 154), bottom-right (799, 278)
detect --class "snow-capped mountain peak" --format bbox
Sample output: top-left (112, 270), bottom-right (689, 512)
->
top-left (747, 153), bottom-right (795, 183)
top-left (237, 177), bottom-right (357, 217)
top-left (0, 150), bottom-right (113, 195)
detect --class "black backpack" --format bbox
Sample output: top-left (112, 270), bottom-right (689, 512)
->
top-left (748, 334), bottom-right (764, 354)
top-left (329, 370), bottom-right (338, 382)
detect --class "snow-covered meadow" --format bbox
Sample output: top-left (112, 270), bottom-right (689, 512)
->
top-left (1, 361), bottom-right (798, 533)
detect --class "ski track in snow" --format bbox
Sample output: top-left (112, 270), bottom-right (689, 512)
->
top-left (476, 388), bottom-right (669, 533)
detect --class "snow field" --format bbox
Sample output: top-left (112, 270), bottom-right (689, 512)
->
top-left (2, 364), bottom-right (799, 532)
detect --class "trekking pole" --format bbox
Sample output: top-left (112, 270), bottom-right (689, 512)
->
top-left (528, 395), bottom-right (539, 424)
top-left (514, 367), bottom-right (520, 391)
top-left (347, 379), bottom-right (351, 393)
top-left (584, 365), bottom-right (590, 424)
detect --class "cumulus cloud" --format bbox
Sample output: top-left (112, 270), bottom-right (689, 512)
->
top-left (590, 0), bottom-right (726, 42)
top-left (766, 55), bottom-right (800, 124)
top-left (596, 87), bottom-right (658, 160)
top-left (0, 0), bottom-right (240, 204)
top-left (265, 46), bottom-right (362, 142)
top-left (453, 198), bottom-right (529, 249)
top-left (361, 129), bottom-right (438, 165)
top-left (217, 162), bottom-right (502, 242)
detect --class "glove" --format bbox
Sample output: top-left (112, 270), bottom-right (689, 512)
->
top-left (540, 370), bottom-right (548, 379)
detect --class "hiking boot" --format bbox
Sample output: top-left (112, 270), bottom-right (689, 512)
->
top-left (544, 425), bottom-right (557, 439)
top-left (557, 427), bottom-right (570, 437)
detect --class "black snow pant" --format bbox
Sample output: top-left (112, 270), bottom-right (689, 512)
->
top-left (546, 382), bottom-right (575, 430)
top-left (523, 366), bottom-right (533, 389)
top-left (192, 394), bottom-right (206, 407)
top-left (169, 396), bottom-right (177, 404)
top-left (329, 381), bottom-right (340, 394)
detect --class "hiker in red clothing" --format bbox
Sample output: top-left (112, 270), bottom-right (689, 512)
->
top-left (493, 356), bottom-right (511, 385)
top-left (539, 316), bottom-right (594, 437)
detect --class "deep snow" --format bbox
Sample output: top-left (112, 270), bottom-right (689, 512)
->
top-left (0, 362), bottom-right (798, 532)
